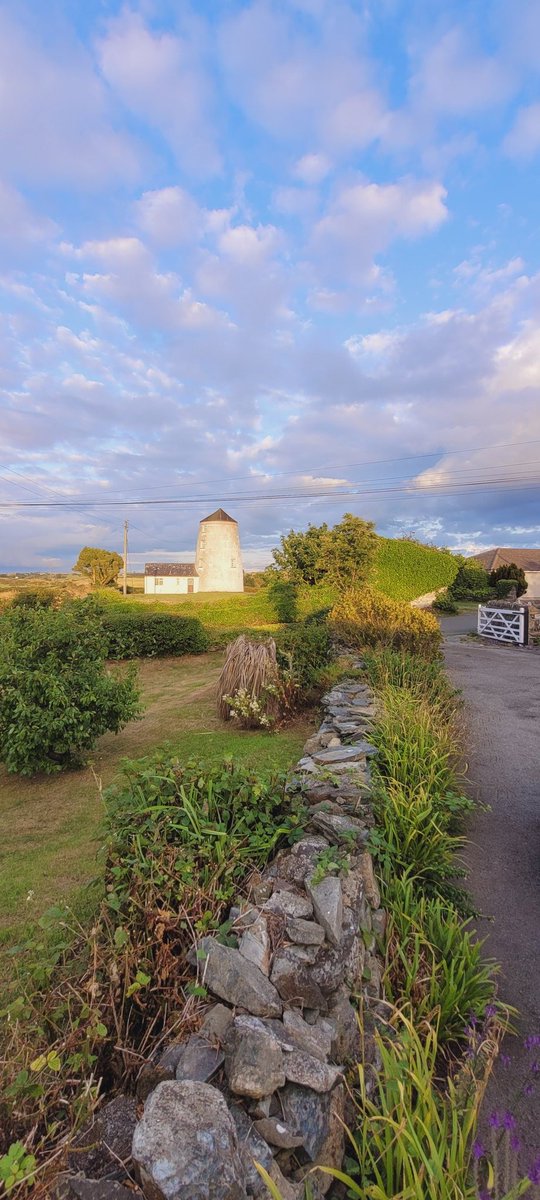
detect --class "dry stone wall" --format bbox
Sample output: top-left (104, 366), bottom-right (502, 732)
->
top-left (57, 669), bottom-right (387, 1200)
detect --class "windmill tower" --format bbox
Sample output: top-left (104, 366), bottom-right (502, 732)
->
top-left (195, 509), bottom-right (244, 592)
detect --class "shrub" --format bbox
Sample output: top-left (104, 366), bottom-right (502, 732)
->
top-left (374, 537), bottom-right (458, 602)
top-left (103, 611), bottom-right (209, 658)
top-left (489, 562), bottom-right (527, 597)
top-left (331, 586), bottom-right (442, 659)
top-left (432, 591), bottom-right (458, 613)
top-left (268, 578), bottom-right (298, 623)
top-left (0, 598), bottom-right (140, 775)
top-left (449, 557), bottom-right (491, 601)
top-left (495, 578), bottom-right (517, 599)
top-left (11, 589), bottom-right (56, 610)
top-left (217, 635), bottom-right (280, 724)
top-left (275, 620), bottom-right (332, 690)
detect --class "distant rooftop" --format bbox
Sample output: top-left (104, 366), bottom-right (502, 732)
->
top-left (144, 563), bottom-right (198, 577)
top-left (200, 508), bottom-right (236, 523)
top-left (470, 548), bottom-right (540, 572)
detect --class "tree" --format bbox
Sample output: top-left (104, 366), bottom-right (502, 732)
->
top-left (320, 514), bottom-right (377, 589)
top-left (449, 557), bottom-right (491, 600)
top-left (74, 546), bottom-right (123, 588)
top-left (0, 598), bottom-right (140, 775)
top-left (272, 523), bottom-right (329, 585)
top-left (268, 578), bottom-right (298, 623)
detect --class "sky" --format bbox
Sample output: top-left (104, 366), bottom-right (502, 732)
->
top-left (1, 0), bottom-right (540, 572)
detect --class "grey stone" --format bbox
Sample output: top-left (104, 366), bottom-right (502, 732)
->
top-left (285, 917), bottom-right (325, 946)
top-left (364, 954), bottom-right (383, 1001)
top-left (326, 987), bottom-right (361, 1061)
top-left (296, 756), bottom-right (318, 774)
top-left (279, 1085), bottom-right (332, 1161)
top-left (225, 1016), bottom-right (285, 1098)
top-left (264, 890), bottom-right (313, 919)
top-left (239, 915), bottom-right (271, 976)
top-left (270, 948), bottom-right (328, 1011)
top-left (158, 1043), bottom-right (186, 1073)
top-left (266, 838), bottom-right (328, 887)
top-left (303, 1084), bottom-right (345, 1197)
top-left (68, 1096), bottom-right (137, 1181)
top-left (175, 1035), bottom-right (224, 1083)
top-left (228, 1105), bottom-right (273, 1198)
top-left (231, 906), bottom-right (259, 931)
top-left (254, 1118), bottom-right (304, 1150)
top-left (313, 745), bottom-right (371, 765)
top-left (356, 851), bottom-right (381, 910)
top-left (341, 860), bottom-right (370, 926)
top-left (132, 1080), bottom-right (246, 1200)
top-left (197, 938), bottom-right (282, 1018)
top-left (283, 1049), bottom-right (342, 1092)
top-left (282, 1009), bottom-right (333, 1062)
top-left (305, 875), bottom-right (343, 947)
top-left (200, 1003), bottom-right (234, 1044)
top-left (372, 908), bottom-right (387, 938)
top-left (137, 1062), bottom-right (174, 1102)
top-left (310, 811), bottom-right (370, 846)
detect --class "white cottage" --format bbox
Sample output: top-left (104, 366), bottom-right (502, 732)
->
top-left (144, 562), bottom-right (199, 595)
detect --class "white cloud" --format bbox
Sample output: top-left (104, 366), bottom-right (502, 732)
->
top-left (134, 187), bottom-right (203, 247)
top-left (0, 182), bottom-right (57, 250)
top-left (504, 102), bottom-right (540, 158)
top-left (293, 152), bottom-right (332, 184)
top-left (98, 11), bottom-right (220, 177)
top-left (412, 27), bottom-right (514, 116)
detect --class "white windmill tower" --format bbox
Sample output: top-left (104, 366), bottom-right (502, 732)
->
top-left (195, 509), bottom-right (244, 592)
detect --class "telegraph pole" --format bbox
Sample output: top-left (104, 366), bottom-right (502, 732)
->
top-left (123, 520), bottom-right (128, 597)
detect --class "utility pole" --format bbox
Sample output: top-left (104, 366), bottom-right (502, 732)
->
top-left (123, 520), bottom-right (128, 597)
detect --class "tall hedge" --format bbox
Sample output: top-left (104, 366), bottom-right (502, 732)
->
top-left (374, 539), bottom-right (458, 602)
top-left (104, 612), bottom-right (209, 659)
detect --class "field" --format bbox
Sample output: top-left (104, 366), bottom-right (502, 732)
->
top-left (0, 651), bottom-right (311, 939)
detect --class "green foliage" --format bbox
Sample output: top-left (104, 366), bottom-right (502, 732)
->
top-left (11, 589), bottom-right (55, 610)
top-left (0, 755), bottom-right (306, 1173)
top-left (374, 537), bottom-right (458, 601)
top-left (268, 578), bottom-right (299, 623)
top-left (318, 1009), bottom-right (481, 1200)
top-left (272, 522), bottom-right (329, 584)
top-left (0, 1142), bottom-right (36, 1193)
top-left (0, 599), bottom-right (140, 775)
top-left (103, 610), bottom-right (209, 658)
top-left (489, 562), bottom-right (527, 597)
top-left (432, 591), bottom-right (459, 613)
top-left (332, 586), bottom-right (443, 659)
top-left (320, 513), bottom-right (377, 589)
top-left (382, 876), bottom-right (498, 1041)
top-left (495, 578), bottom-right (517, 599)
top-left (73, 546), bottom-right (123, 587)
top-left (449, 556), bottom-right (491, 600)
top-left (275, 620), bottom-right (332, 690)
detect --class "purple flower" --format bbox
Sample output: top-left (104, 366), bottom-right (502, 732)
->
top-left (524, 1034), bottom-right (540, 1050)
top-left (502, 1111), bottom-right (517, 1130)
top-left (524, 1082), bottom-right (535, 1097)
top-left (531, 1059), bottom-right (540, 1076)
top-left (510, 1134), bottom-right (522, 1153)
top-left (489, 1111), bottom-right (501, 1128)
top-left (500, 1053), bottom-right (512, 1067)
top-left (473, 1139), bottom-right (485, 1160)
top-left (485, 1004), bottom-right (496, 1018)
top-left (478, 1190), bottom-right (492, 1200)
top-left (528, 1156), bottom-right (540, 1185)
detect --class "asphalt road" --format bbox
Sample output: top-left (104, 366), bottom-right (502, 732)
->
top-left (443, 637), bottom-right (540, 1165)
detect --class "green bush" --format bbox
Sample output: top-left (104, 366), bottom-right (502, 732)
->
top-left (268, 579), bottom-right (298, 623)
top-left (495, 578), bottom-right (517, 599)
top-left (275, 620), bottom-right (332, 690)
top-left (11, 589), bottom-right (55, 610)
top-left (332, 587), bottom-right (442, 659)
top-left (449, 557), bottom-right (491, 601)
top-left (103, 611), bottom-right (209, 658)
top-left (432, 591), bottom-right (458, 613)
top-left (0, 598), bottom-right (140, 775)
top-left (374, 537), bottom-right (458, 601)
top-left (489, 562), bottom-right (527, 597)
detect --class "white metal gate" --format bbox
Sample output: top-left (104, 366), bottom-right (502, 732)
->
top-left (477, 605), bottom-right (529, 646)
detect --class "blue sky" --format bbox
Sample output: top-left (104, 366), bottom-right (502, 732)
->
top-left (1, 0), bottom-right (540, 571)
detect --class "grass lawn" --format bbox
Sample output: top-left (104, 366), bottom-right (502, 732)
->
top-left (0, 651), bottom-right (313, 939)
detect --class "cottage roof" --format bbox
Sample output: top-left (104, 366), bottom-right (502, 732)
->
top-left (200, 508), bottom-right (236, 523)
top-left (470, 548), bottom-right (540, 572)
top-left (144, 563), bottom-right (198, 577)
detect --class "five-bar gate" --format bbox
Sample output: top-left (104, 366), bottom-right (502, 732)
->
top-left (477, 604), bottom-right (529, 646)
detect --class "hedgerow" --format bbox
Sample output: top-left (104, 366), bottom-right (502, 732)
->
top-left (374, 537), bottom-right (458, 601)
top-left (103, 610), bottom-right (209, 658)
top-left (331, 586), bottom-right (442, 659)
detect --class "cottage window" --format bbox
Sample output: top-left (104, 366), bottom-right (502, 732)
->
top-left (156, 578), bottom-right (163, 586)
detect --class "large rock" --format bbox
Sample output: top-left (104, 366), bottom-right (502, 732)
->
top-left (270, 947), bottom-right (328, 1011)
top-left (132, 1081), bottom-right (247, 1200)
top-left (68, 1096), bottom-right (137, 1181)
top-left (228, 1104), bottom-right (273, 1198)
top-left (239, 916), bottom-right (272, 976)
top-left (310, 811), bottom-right (370, 846)
top-left (266, 838), bottom-right (329, 887)
top-left (313, 745), bottom-right (372, 765)
top-left (326, 986), bottom-right (361, 1061)
top-left (254, 1117), bottom-right (304, 1150)
top-left (305, 875), bottom-right (343, 947)
top-left (225, 1017), bottom-right (285, 1098)
top-left (264, 890), bottom-right (313, 919)
top-left (200, 1004), bottom-right (234, 1044)
top-left (305, 1084), bottom-right (346, 1197)
top-left (283, 1049), bottom-right (342, 1093)
top-left (285, 917), bottom-right (325, 946)
top-left (197, 939), bottom-right (282, 1017)
top-left (282, 1009), bottom-right (333, 1062)
top-left (175, 1034), bottom-right (224, 1083)
top-left (355, 851), bottom-right (381, 910)
top-left (279, 1085), bottom-right (332, 1161)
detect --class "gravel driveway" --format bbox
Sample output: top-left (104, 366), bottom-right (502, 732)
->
top-left (443, 637), bottom-right (540, 1164)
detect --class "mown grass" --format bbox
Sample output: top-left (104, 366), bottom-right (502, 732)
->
top-left (0, 652), bottom-right (311, 938)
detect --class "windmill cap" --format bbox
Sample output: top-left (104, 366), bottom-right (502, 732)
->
top-left (200, 508), bottom-right (237, 523)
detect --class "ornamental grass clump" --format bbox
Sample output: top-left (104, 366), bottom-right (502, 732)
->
top-left (331, 585), bottom-right (442, 659)
top-left (217, 634), bottom-right (281, 726)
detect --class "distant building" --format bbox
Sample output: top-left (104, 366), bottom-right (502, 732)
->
top-left (470, 547), bottom-right (540, 599)
top-left (144, 508), bottom-right (244, 595)
top-left (144, 563), bottom-right (199, 595)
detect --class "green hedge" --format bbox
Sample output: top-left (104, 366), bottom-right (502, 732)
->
top-left (104, 611), bottom-right (209, 658)
top-left (374, 538), bottom-right (458, 602)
